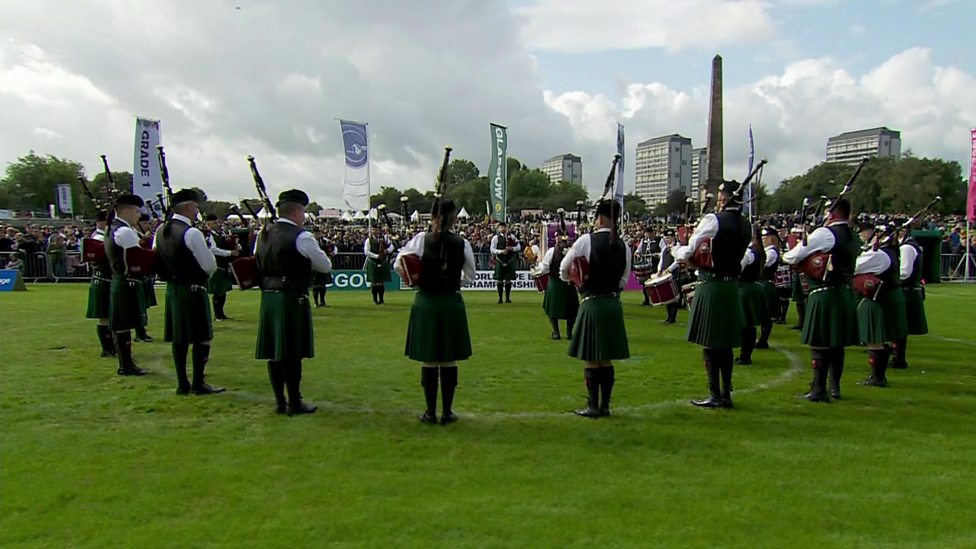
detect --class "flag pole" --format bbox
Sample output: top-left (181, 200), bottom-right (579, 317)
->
top-left (966, 218), bottom-right (971, 282)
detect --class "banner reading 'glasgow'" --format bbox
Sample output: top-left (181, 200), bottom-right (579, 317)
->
top-left (489, 123), bottom-right (507, 222)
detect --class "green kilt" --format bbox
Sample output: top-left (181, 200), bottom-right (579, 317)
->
top-left (366, 259), bottom-right (391, 284)
top-left (208, 267), bottom-right (234, 295)
top-left (902, 287), bottom-right (928, 335)
top-left (687, 275), bottom-right (743, 348)
top-left (85, 275), bottom-right (111, 319)
top-left (791, 272), bottom-right (809, 301)
top-left (256, 290), bottom-right (314, 361)
top-left (759, 280), bottom-right (779, 319)
top-left (879, 288), bottom-right (908, 341)
top-left (568, 295), bottom-right (630, 361)
top-left (739, 281), bottom-right (769, 327)
top-left (802, 285), bottom-right (858, 347)
top-left (164, 283), bottom-right (213, 345)
top-left (109, 276), bottom-right (147, 331)
top-left (543, 275), bottom-right (579, 320)
top-left (143, 278), bottom-right (157, 308)
top-left (405, 291), bottom-right (472, 363)
top-left (857, 297), bottom-right (887, 345)
top-left (494, 257), bottom-right (517, 281)
top-left (313, 271), bottom-right (333, 287)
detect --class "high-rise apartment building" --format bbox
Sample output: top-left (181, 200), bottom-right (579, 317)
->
top-left (541, 154), bottom-right (583, 185)
top-left (635, 134), bottom-right (692, 207)
top-left (826, 127), bottom-right (901, 164)
top-left (690, 147), bottom-right (707, 204)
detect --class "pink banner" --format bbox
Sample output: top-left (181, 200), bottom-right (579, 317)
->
top-left (969, 129), bottom-right (976, 223)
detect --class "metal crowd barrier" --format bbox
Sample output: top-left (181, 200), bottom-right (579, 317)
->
top-left (942, 252), bottom-right (975, 281)
top-left (331, 252), bottom-right (532, 272)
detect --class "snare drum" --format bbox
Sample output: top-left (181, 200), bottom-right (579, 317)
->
top-left (774, 264), bottom-right (792, 289)
top-left (531, 269), bottom-right (549, 293)
top-left (644, 272), bottom-right (679, 306)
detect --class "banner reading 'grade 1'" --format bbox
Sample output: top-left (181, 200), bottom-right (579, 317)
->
top-left (133, 118), bottom-right (162, 216)
top-left (489, 123), bottom-right (507, 222)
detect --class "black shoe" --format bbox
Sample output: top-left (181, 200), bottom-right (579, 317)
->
top-left (720, 398), bottom-right (734, 409)
top-left (790, 325), bottom-right (802, 330)
top-left (661, 319), bottom-right (674, 325)
top-left (497, 299), bottom-right (503, 304)
top-left (505, 298), bottom-right (512, 303)
top-left (641, 301), bottom-right (650, 306)
top-left (275, 404), bottom-right (287, 415)
top-left (191, 383), bottom-right (226, 395)
top-left (135, 334), bottom-right (153, 342)
top-left (549, 332), bottom-right (561, 340)
top-left (755, 341), bottom-right (769, 349)
top-left (287, 401), bottom-right (318, 416)
top-left (440, 412), bottom-right (458, 425)
top-left (419, 412), bottom-right (438, 424)
top-left (775, 318), bottom-right (787, 325)
top-left (735, 358), bottom-right (752, 365)
top-left (802, 391), bottom-right (830, 402)
top-left (574, 407), bottom-right (602, 418)
top-left (691, 395), bottom-right (723, 408)
top-left (858, 375), bottom-right (887, 387)
top-left (599, 408), bottom-right (611, 417)
top-left (118, 365), bottom-right (148, 376)
top-left (101, 351), bottom-right (117, 358)
top-left (176, 385), bottom-right (191, 395)
top-left (890, 360), bottom-right (908, 370)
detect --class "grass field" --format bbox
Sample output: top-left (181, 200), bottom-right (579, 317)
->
top-left (2, 283), bottom-right (975, 547)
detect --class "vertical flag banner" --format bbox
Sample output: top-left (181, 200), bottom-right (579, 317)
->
top-left (133, 117), bottom-right (161, 214)
top-left (615, 123), bottom-right (625, 206)
top-left (743, 124), bottom-right (755, 219)
top-left (968, 128), bottom-right (976, 223)
top-left (489, 123), bottom-right (508, 222)
top-left (340, 119), bottom-right (370, 211)
top-left (56, 183), bottom-right (73, 215)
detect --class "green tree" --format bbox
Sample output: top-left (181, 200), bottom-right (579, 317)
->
top-left (452, 176), bottom-right (490, 215)
top-left (623, 193), bottom-right (647, 217)
top-left (369, 186), bottom-right (403, 210)
top-left (507, 156), bottom-right (524, 176)
top-left (0, 151), bottom-right (86, 214)
top-left (665, 189), bottom-right (688, 214)
top-left (448, 159), bottom-right (480, 189)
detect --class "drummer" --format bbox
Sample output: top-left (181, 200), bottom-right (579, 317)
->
top-left (656, 229), bottom-right (682, 325)
top-left (539, 230), bottom-right (579, 340)
top-left (755, 227), bottom-right (781, 349)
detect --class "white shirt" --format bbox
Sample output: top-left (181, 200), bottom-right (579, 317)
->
top-left (112, 218), bottom-right (140, 249)
top-left (539, 246), bottom-right (558, 271)
top-left (741, 248), bottom-right (756, 271)
top-left (282, 218), bottom-right (332, 273)
top-left (764, 245), bottom-right (780, 268)
top-left (490, 234), bottom-right (521, 255)
top-left (558, 228), bottom-right (633, 289)
top-left (782, 222), bottom-right (848, 265)
top-left (656, 241), bottom-right (679, 273)
top-left (855, 250), bottom-right (891, 275)
top-left (90, 228), bottom-right (106, 242)
top-left (208, 233), bottom-right (234, 258)
top-left (675, 213), bottom-right (719, 262)
top-left (158, 214), bottom-right (218, 276)
top-left (364, 235), bottom-right (394, 259)
top-left (899, 243), bottom-right (918, 281)
top-left (394, 231), bottom-right (476, 286)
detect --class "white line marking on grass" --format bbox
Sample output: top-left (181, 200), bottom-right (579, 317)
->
top-left (927, 335), bottom-right (976, 347)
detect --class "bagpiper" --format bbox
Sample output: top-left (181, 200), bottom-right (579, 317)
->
top-left (394, 199), bottom-right (476, 424)
top-left (559, 199), bottom-right (631, 418)
top-left (85, 211), bottom-right (115, 358)
top-left (491, 222), bottom-right (521, 304)
top-left (854, 225), bottom-right (908, 387)
top-left (755, 227), bottom-right (781, 349)
top-left (540, 231), bottom-right (579, 340)
top-left (364, 224), bottom-right (394, 305)
top-left (104, 194), bottom-right (150, 377)
top-left (677, 181), bottom-right (751, 409)
top-left (255, 190), bottom-right (333, 415)
top-left (204, 213), bottom-right (239, 320)
top-left (782, 199), bottom-right (858, 401)
top-left (736, 229), bottom-right (768, 365)
top-left (891, 223), bottom-right (927, 369)
top-left (156, 190), bottom-right (224, 395)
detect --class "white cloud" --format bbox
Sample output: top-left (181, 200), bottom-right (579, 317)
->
top-left (514, 0), bottom-right (775, 53)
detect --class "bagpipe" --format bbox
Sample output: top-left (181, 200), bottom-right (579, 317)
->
top-left (530, 208), bottom-right (569, 293)
top-left (229, 156), bottom-right (276, 291)
top-left (375, 204), bottom-right (395, 263)
top-left (794, 156), bottom-right (868, 282)
top-left (852, 195), bottom-right (941, 300)
top-left (399, 146), bottom-right (452, 287)
top-left (569, 154), bottom-right (621, 288)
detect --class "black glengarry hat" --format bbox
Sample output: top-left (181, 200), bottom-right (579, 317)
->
top-left (277, 189), bottom-right (309, 207)
top-left (171, 189), bottom-right (200, 205)
top-left (115, 194), bottom-right (144, 208)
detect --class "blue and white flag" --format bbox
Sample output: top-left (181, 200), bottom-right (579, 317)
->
top-left (615, 123), bottom-right (625, 206)
top-left (743, 124), bottom-right (755, 219)
top-left (339, 119), bottom-right (370, 211)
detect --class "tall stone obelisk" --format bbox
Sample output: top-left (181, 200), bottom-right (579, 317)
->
top-left (705, 54), bottom-right (723, 192)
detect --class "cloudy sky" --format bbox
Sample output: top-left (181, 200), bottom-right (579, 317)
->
top-left (1, 0), bottom-right (973, 206)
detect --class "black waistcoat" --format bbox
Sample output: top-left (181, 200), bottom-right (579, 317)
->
top-left (879, 245), bottom-right (900, 290)
top-left (157, 218), bottom-right (209, 285)
top-left (740, 244), bottom-right (765, 283)
top-left (710, 210), bottom-right (751, 278)
top-left (256, 221), bottom-right (312, 292)
top-left (826, 224), bottom-right (858, 285)
top-left (419, 232), bottom-right (466, 294)
top-left (104, 219), bottom-right (129, 276)
top-left (582, 231), bottom-right (626, 295)
top-left (901, 239), bottom-right (923, 288)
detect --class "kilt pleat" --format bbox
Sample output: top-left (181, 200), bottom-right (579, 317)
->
top-left (686, 278), bottom-right (744, 348)
top-left (801, 286), bottom-right (858, 347)
top-left (739, 281), bottom-right (769, 327)
top-left (543, 276), bottom-right (579, 320)
top-left (109, 277), bottom-right (147, 331)
top-left (256, 291), bottom-right (314, 360)
top-left (568, 296), bottom-right (629, 361)
top-left (903, 287), bottom-right (928, 335)
top-left (880, 288), bottom-right (908, 341)
top-left (494, 260), bottom-right (517, 281)
top-left (857, 297), bottom-right (887, 345)
top-left (405, 291), bottom-right (472, 362)
top-left (164, 283), bottom-right (213, 344)
top-left (759, 280), bottom-right (779, 318)
top-left (208, 268), bottom-right (234, 294)
top-left (366, 260), bottom-right (392, 283)
top-left (85, 277), bottom-right (111, 319)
